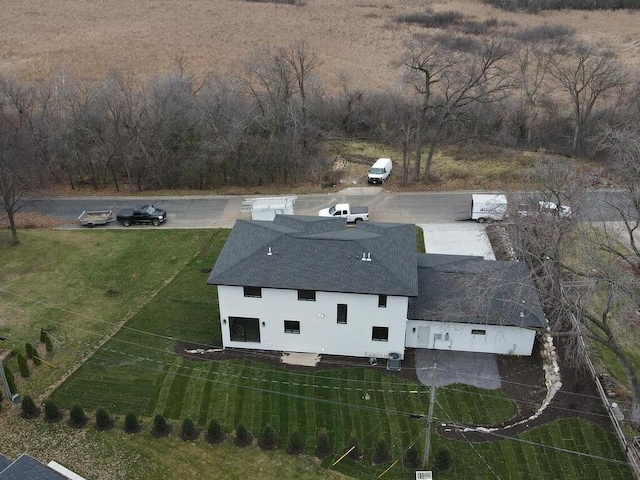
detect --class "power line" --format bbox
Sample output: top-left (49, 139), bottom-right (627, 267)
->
top-left (3, 299), bottom-right (629, 420)
top-left (439, 420), bottom-right (633, 467)
top-left (435, 398), bottom-right (502, 479)
top-left (0, 286), bottom-right (625, 407)
top-left (4, 304), bottom-right (631, 471)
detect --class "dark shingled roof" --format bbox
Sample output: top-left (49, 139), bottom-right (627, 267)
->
top-left (0, 454), bottom-right (66, 479)
top-left (207, 215), bottom-right (419, 296)
top-left (408, 254), bottom-right (546, 330)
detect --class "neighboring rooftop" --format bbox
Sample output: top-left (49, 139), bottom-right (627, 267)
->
top-left (0, 454), bottom-right (66, 480)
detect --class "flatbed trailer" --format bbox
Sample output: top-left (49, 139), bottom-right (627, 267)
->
top-left (77, 210), bottom-right (115, 228)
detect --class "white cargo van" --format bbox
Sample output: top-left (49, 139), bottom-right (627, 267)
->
top-left (367, 157), bottom-right (392, 184)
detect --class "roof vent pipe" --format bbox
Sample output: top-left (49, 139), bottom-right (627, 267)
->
top-left (361, 253), bottom-right (366, 261)
top-left (367, 253), bottom-right (371, 262)
top-left (268, 247), bottom-right (272, 256)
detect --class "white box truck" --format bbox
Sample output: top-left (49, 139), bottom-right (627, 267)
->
top-left (367, 157), bottom-right (392, 184)
top-left (470, 194), bottom-right (508, 222)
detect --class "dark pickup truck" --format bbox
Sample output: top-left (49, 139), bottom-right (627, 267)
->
top-left (116, 205), bottom-right (167, 227)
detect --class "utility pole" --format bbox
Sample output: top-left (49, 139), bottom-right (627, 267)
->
top-left (423, 362), bottom-right (437, 469)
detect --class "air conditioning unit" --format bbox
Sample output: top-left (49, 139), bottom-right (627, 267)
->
top-left (387, 352), bottom-right (401, 371)
top-left (415, 471), bottom-right (433, 480)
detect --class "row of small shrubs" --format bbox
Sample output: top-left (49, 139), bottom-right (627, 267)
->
top-left (8, 332), bottom-right (54, 381)
top-left (17, 397), bottom-right (453, 470)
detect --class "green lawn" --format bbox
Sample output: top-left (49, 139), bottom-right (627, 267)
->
top-left (0, 229), bottom-right (634, 479)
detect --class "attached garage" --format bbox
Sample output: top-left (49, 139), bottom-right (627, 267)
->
top-left (406, 254), bottom-right (546, 356)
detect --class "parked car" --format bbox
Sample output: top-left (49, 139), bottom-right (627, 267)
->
top-left (517, 201), bottom-right (572, 218)
top-left (318, 203), bottom-right (369, 223)
top-left (116, 205), bottom-right (167, 227)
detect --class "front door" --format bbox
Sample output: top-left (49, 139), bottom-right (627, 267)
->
top-left (417, 326), bottom-right (430, 348)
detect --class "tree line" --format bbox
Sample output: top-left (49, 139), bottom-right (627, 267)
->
top-left (0, 31), bottom-right (638, 194)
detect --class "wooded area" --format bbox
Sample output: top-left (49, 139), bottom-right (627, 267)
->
top-left (0, 31), bottom-right (638, 194)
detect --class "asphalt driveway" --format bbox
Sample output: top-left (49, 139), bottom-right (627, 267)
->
top-left (415, 349), bottom-right (502, 390)
top-left (414, 223), bottom-right (501, 390)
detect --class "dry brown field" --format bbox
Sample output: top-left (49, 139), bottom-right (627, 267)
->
top-left (1, 0), bottom-right (639, 89)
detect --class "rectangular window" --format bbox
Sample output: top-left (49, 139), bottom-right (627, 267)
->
top-left (243, 286), bottom-right (262, 298)
top-left (471, 329), bottom-right (486, 335)
top-left (297, 290), bottom-right (316, 301)
top-left (378, 295), bottom-right (387, 308)
top-left (337, 304), bottom-right (347, 324)
top-left (284, 320), bottom-right (300, 334)
top-left (372, 326), bottom-right (389, 342)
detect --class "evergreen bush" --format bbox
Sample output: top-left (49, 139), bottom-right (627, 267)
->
top-left (25, 343), bottom-right (34, 359)
top-left (44, 399), bottom-right (61, 422)
top-left (434, 446), bottom-right (452, 472)
top-left (404, 446), bottom-right (421, 468)
top-left (259, 423), bottom-right (277, 450)
top-left (286, 429), bottom-right (305, 455)
top-left (69, 404), bottom-right (88, 428)
top-left (373, 438), bottom-right (391, 465)
top-left (346, 432), bottom-right (362, 460)
top-left (31, 345), bottom-right (42, 366)
top-left (45, 335), bottom-right (53, 353)
top-left (95, 407), bottom-right (113, 430)
top-left (234, 423), bottom-right (252, 447)
top-left (40, 328), bottom-right (47, 343)
top-left (206, 419), bottom-right (224, 443)
top-left (181, 417), bottom-right (197, 440)
top-left (315, 429), bottom-right (332, 458)
top-left (153, 414), bottom-right (169, 436)
top-left (17, 353), bottom-right (30, 378)
top-left (21, 395), bottom-right (38, 418)
top-left (124, 412), bottom-right (139, 433)
top-left (4, 365), bottom-right (17, 395)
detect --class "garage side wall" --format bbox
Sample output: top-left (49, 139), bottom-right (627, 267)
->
top-left (405, 320), bottom-right (536, 356)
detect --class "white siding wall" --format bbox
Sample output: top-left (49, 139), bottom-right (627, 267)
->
top-left (405, 320), bottom-right (536, 355)
top-left (217, 285), bottom-right (408, 359)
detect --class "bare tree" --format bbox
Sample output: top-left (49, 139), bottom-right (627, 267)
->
top-left (398, 35), bottom-right (457, 183)
top-left (514, 25), bottom-right (574, 147)
top-left (387, 88), bottom-right (419, 186)
top-left (596, 124), bottom-right (640, 268)
top-left (237, 41), bottom-right (324, 185)
top-left (565, 226), bottom-right (640, 429)
top-left (281, 39), bottom-right (322, 148)
top-left (550, 42), bottom-right (627, 156)
top-left (0, 108), bottom-right (35, 244)
top-left (510, 156), bottom-right (640, 428)
top-left (399, 34), bottom-right (515, 183)
top-left (510, 158), bottom-right (582, 329)
top-left (335, 72), bottom-right (366, 135)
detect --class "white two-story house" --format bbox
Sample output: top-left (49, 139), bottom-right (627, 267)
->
top-left (207, 215), bottom-right (546, 359)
